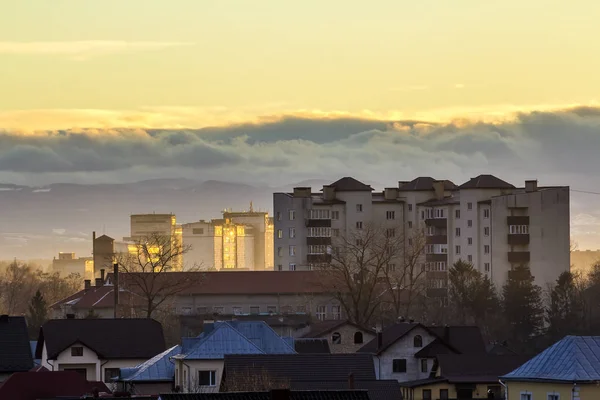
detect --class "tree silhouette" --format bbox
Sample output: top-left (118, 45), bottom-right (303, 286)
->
top-left (27, 290), bottom-right (47, 339)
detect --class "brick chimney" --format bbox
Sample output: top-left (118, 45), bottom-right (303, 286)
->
top-left (84, 280), bottom-right (91, 290)
top-left (100, 268), bottom-right (105, 282)
top-left (95, 278), bottom-right (103, 287)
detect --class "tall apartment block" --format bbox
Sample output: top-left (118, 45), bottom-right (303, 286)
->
top-left (182, 208), bottom-right (274, 271)
top-left (273, 175), bottom-right (570, 296)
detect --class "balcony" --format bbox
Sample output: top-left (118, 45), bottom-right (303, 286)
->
top-left (507, 216), bottom-right (529, 225)
top-left (426, 253), bottom-right (448, 262)
top-left (426, 271), bottom-right (448, 279)
top-left (306, 237), bottom-right (332, 245)
top-left (426, 288), bottom-right (448, 298)
top-left (306, 219), bottom-right (331, 228)
top-left (508, 234), bottom-right (530, 245)
top-left (425, 218), bottom-right (447, 228)
top-left (508, 251), bottom-right (530, 263)
top-left (426, 235), bottom-right (448, 245)
top-left (307, 254), bottom-right (332, 263)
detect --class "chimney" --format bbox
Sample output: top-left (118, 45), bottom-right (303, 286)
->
top-left (92, 231), bottom-right (96, 278)
top-left (270, 389), bottom-right (291, 400)
top-left (293, 187), bottom-right (311, 198)
top-left (113, 262), bottom-right (119, 319)
top-left (377, 331), bottom-right (383, 350)
top-left (95, 278), bottom-right (103, 287)
top-left (84, 280), bottom-right (91, 290)
top-left (348, 372), bottom-right (355, 389)
top-left (100, 269), bottom-right (105, 282)
top-left (525, 180), bottom-right (538, 192)
top-left (322, 185), bottom-right (335, 201)
top-left (432, 181), bottom-right (445, 200)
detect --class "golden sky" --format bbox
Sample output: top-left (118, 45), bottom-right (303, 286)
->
top-left (1, 0), bottom-right (599, 130)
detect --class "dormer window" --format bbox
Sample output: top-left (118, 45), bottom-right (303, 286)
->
top-left (414, 335), bottom-right (423, 347)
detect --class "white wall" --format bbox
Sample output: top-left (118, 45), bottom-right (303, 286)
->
top-left (175, 359), bottom-right (224, 393)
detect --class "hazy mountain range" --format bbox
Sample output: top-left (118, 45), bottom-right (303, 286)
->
top-left (0, 178), bottom-right (384, 262)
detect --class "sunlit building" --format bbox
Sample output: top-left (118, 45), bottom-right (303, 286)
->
top-left (51, 252), bottom-right (94, 280)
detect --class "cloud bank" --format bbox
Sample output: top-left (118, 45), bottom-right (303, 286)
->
top-left (1, 106), bottom-right (599, 247)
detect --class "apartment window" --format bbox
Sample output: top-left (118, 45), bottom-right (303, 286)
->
top-left (485, 263), bottom-right (490, 272)
top-left (422, 389), bottom-right (432, 400)
top-left (408, 204), bottom-right (413, 212)
top-left (289, 263), bottom-right (296, 271)
top-left (289, 246), bottom-right (296, 256)
top-left (468, 219), bottom-right (473, 227)
top-left (276, 212), bottom-right (282, 221)
top-left (386, 228), bottom-right (396, 238)
top-left (331, 211), bottom-right (340, 220)
top-left (316, 305), bottom-right (327, 320)
top-left (308, 245), bottom-right (327, 254)
top-left (455, 209), bottom-right (460, 219)
top-left (71, 347), bottom-right (83, 357)
top-left (250, 306), bottom-right (260, 314)
top-left (332, 305), bottom-right (341, 320)
top-left (510, 225), bottom-right (529, 234)
top-left (484, 245), bottom-right (490, 254)
top-left (232, 306), bottom-right (243, 315)
top-left (392, 359), bottom-right (407, 373)
top-left (308, 227), bottom-right (332, 237)
top-left (484, 227), bottom-right (490, 236)
top-left (277, 229), bottom-right (283, 239)
top-left (356, 221), bottom-right (363, 229)
top-left (426, 226), bottom-right (435, 236)
top-left (547, 393), bottom-right (559, 400)
top-left (289, 227), bottom-right (296, 238)
top-left (289, 209), bottom-right (296, 220)
top-left (467, 202), bottom-right (473, 210)
top-left (197, 306), bottom-right (208, 314)
top-left (468, 255), bottom-right (473, 262)
top-left (277, 247), bottom-right (282, 257)
top-left (440, 389), bottom-right (449, 400)
top-left (104, 368), bottom-right (120, 383)
top-left (277, 264), bottom-right (282, 271)
top-left (198, 370), bottom-right (217, 387)
top-left (267, 306), bottom-right (277, 314)
top-left (420, 359), bottom-right (428, 373)
top-left (192, 228), bottom-right (204, 235)
top-left (435, 208), bottom-right (445, 218)
top-left (483, 209), bottom-right (490, 218)
top-left (213, 306), bottom-right (224, 314)
top-left (181, 306), bottom-right (192, 315)
top-left (356, 204), bottom-right (363, 212)
top-left (408, 221), bottom-right (413, 229)
top-left (421, 210), bottom-right (425, 220)
top-left (520, 392), bottom-right (532, 400)
top-left (455, 227), bottom-right (461, 237)
top-left (455, 245), bottom-right (461, 255)
top-left (468, 237), bottom-right (473, 245)
top-left (386, 210), bottom-right (396, 220)
top-left (408, 238), bottom-right (413, 246)
top-left (387, 263), bottom-right (396, 272)
top-left (309, 209), bottom-right (330, 219)
top-left (333, 228), bottom-right (340, 237)
top-left (356, 238), bottom-right (363, 246)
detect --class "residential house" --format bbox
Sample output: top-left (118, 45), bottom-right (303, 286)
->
top-left (221, 353), bottom-right (402, 400)
top-left (299, 320), bottom-right (376, 353)
top-left (501, 335), bottom-right (600, 400)
top-left (158, 389), bottom-right (371, 400)
top-left (35, 318), bottom-right (166, 383)
top-left (400, 354), bottom-right (529, 400)
top-left (0, 371), bottom-right (110, 400)
top-left (358, 323), bottom-right (486, 382)
top-left (0, 315), bottom-right (34, 382)
top-left (173, 320), bottom-right (297, 393)
top-left (116, 345), bottom-right (181, 395)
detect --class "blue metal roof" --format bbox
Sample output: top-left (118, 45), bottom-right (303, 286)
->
top-left (226, 321), bottom-right (296, 354)
top-left (120, 345), bottom-right (181, 382)
top-left (502, 336), bottom-right (600, 382)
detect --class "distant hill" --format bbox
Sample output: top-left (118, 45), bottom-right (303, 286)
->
top-left (0, 178), bottom-right (383, 260)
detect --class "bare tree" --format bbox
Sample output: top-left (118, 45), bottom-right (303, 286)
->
top-left (0, 260), bottom-right (38, 315)
top-left (116, 232), bottom-right (203, 318)
top-left (220, 368), bottom-right (290, 392)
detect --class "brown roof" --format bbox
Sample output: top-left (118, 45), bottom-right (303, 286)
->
top-left (0, 371), bottom-right (111, 400)
top-left (399, 177), bottom-right (456, 192)
top-left (51, 285), bottom-right (143, 310)
top-left (325, 177), bottom-right (373, 192)
top-left (438, 354), bottom-right (531, 383)
top-left (458, 174), bottom-right (515, 190)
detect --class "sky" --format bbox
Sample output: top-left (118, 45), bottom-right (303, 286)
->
top-left (1, 1), bottom-right (600, 249)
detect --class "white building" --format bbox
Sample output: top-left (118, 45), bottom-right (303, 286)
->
top-left (273, 175), bottom-right (570, 294)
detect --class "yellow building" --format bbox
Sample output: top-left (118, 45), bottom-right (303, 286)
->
top-left (400, 354), bottom-right (528, 400)
top-left (51, 252), bottom-right (94, 280)
top-left (501, 335), bottom-right (600, 400)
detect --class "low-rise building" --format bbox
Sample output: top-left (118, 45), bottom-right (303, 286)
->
top-left (35, 318), bottom-right (166, 383)
top-left (299, 320), bottom-right (376, 353)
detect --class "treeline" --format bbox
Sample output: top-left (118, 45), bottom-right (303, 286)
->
top-left (0, 260), bottom-right (82, 338)
top-left (443, 260), bottom-right (600, 354)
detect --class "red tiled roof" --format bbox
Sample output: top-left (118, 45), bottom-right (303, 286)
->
top-left (0, 371), bottom-right (110, 400)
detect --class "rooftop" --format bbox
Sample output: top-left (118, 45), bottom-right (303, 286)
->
top-left (325, 177), bottom-right (373, 192)
top-left (0, 315), bottom-right (34, 373)
top-left (398, 177), bottom-right (457, 191)
top-left (458, 174), bottom-right (515, 190)
top-left (119, 345), bottom-right (181, 382)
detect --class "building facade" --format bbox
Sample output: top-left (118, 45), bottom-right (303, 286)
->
top-left (51, 252), bottom-right (94, 280)
top-left (274, 175), bottom-right (570, 294)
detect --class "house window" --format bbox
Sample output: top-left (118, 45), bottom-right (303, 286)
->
top-left (332, 332), bottom-right (342, 344)
top-left (198, 370), bottom-right (217, 386)
top-left (414, 335), bottom-right (423, 347)
top-left (356, 221), bottom-right (363, 229)
top-left (392, 359), bottom-right (407, 373)
top-left (455, 245), bottom-right (461, 255)
top-left (104, 368), bottom-right (120, 383)
top-left (289, 246), bottom-right (296, 256)
top-left (276, 212), bottom-right (282, 221)
top-left (289, 210), bottom-right (296, 220)
top-left (420, 359), bottom-right (428, 373)
top-left (332, 211), bottom-right (340, 220)
top-left (484, 245), bottom-right (490, 254)
top-left (232, 306), bottom-right (243, 315)
top-left (485, 263), bottom-right (490, 272)
top-left (250, 306), bottom-right (260, 314)
top-left (277, 229), bottom-right (283, 239)
top-left (547, 394), bottom-right (559, 400)
top-left (422, 389), bottom-right (432, 400)
top-left (468, 219), bottom-right (473, 227)
top-left (316, 305), bottom-right (327, 320)
top-left (386, 211), bottom-right (395, 220)
top-left (455, 209), bottom-right (460, 219)
top-left (468, 255), bottom-right (473, 262)
top-left (267, 306), bottom-right (277, 314)
top-left (440, 389), bottom-right (449, 400)
top-left (455, 227), bottom-right (461, 237)
top-left (354, 331), bottom-right (364, 344)
top-left (277, 247), bottom-right (282, 257)
top-left (520, 392), bottom-right (532, 400)
top-left (71, 346), bottom-right (83, 357)
top-left (356, 204), bottom-right (363, 212)
top-left (484, 209), bottom-right (490, 218)
top-left (386, 228), bottom-right (395, 238)
top-left (408, 221), bottom-right (413, 229)
top-left (468, 237), bottom-right (473, 245)
top-left (332, 305), bottom-right (341, 320)
top-left (484, 226), bottom-right (490, 236)
top-left (289, 263), bottom-right (296, 271)
top-left (408, 204), bottom-right (413, 211)
top-left (289, 227), bottom-right (296, 238)
top-left (467, 202), bottom-right (473, 210)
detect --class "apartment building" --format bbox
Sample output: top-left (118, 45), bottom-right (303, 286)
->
top-left (51, 252), bottom-right (94, 280)
top-left (273, 175), bottom-right (570, 297)
top-left (182, 209), bottom-right (274, 271)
